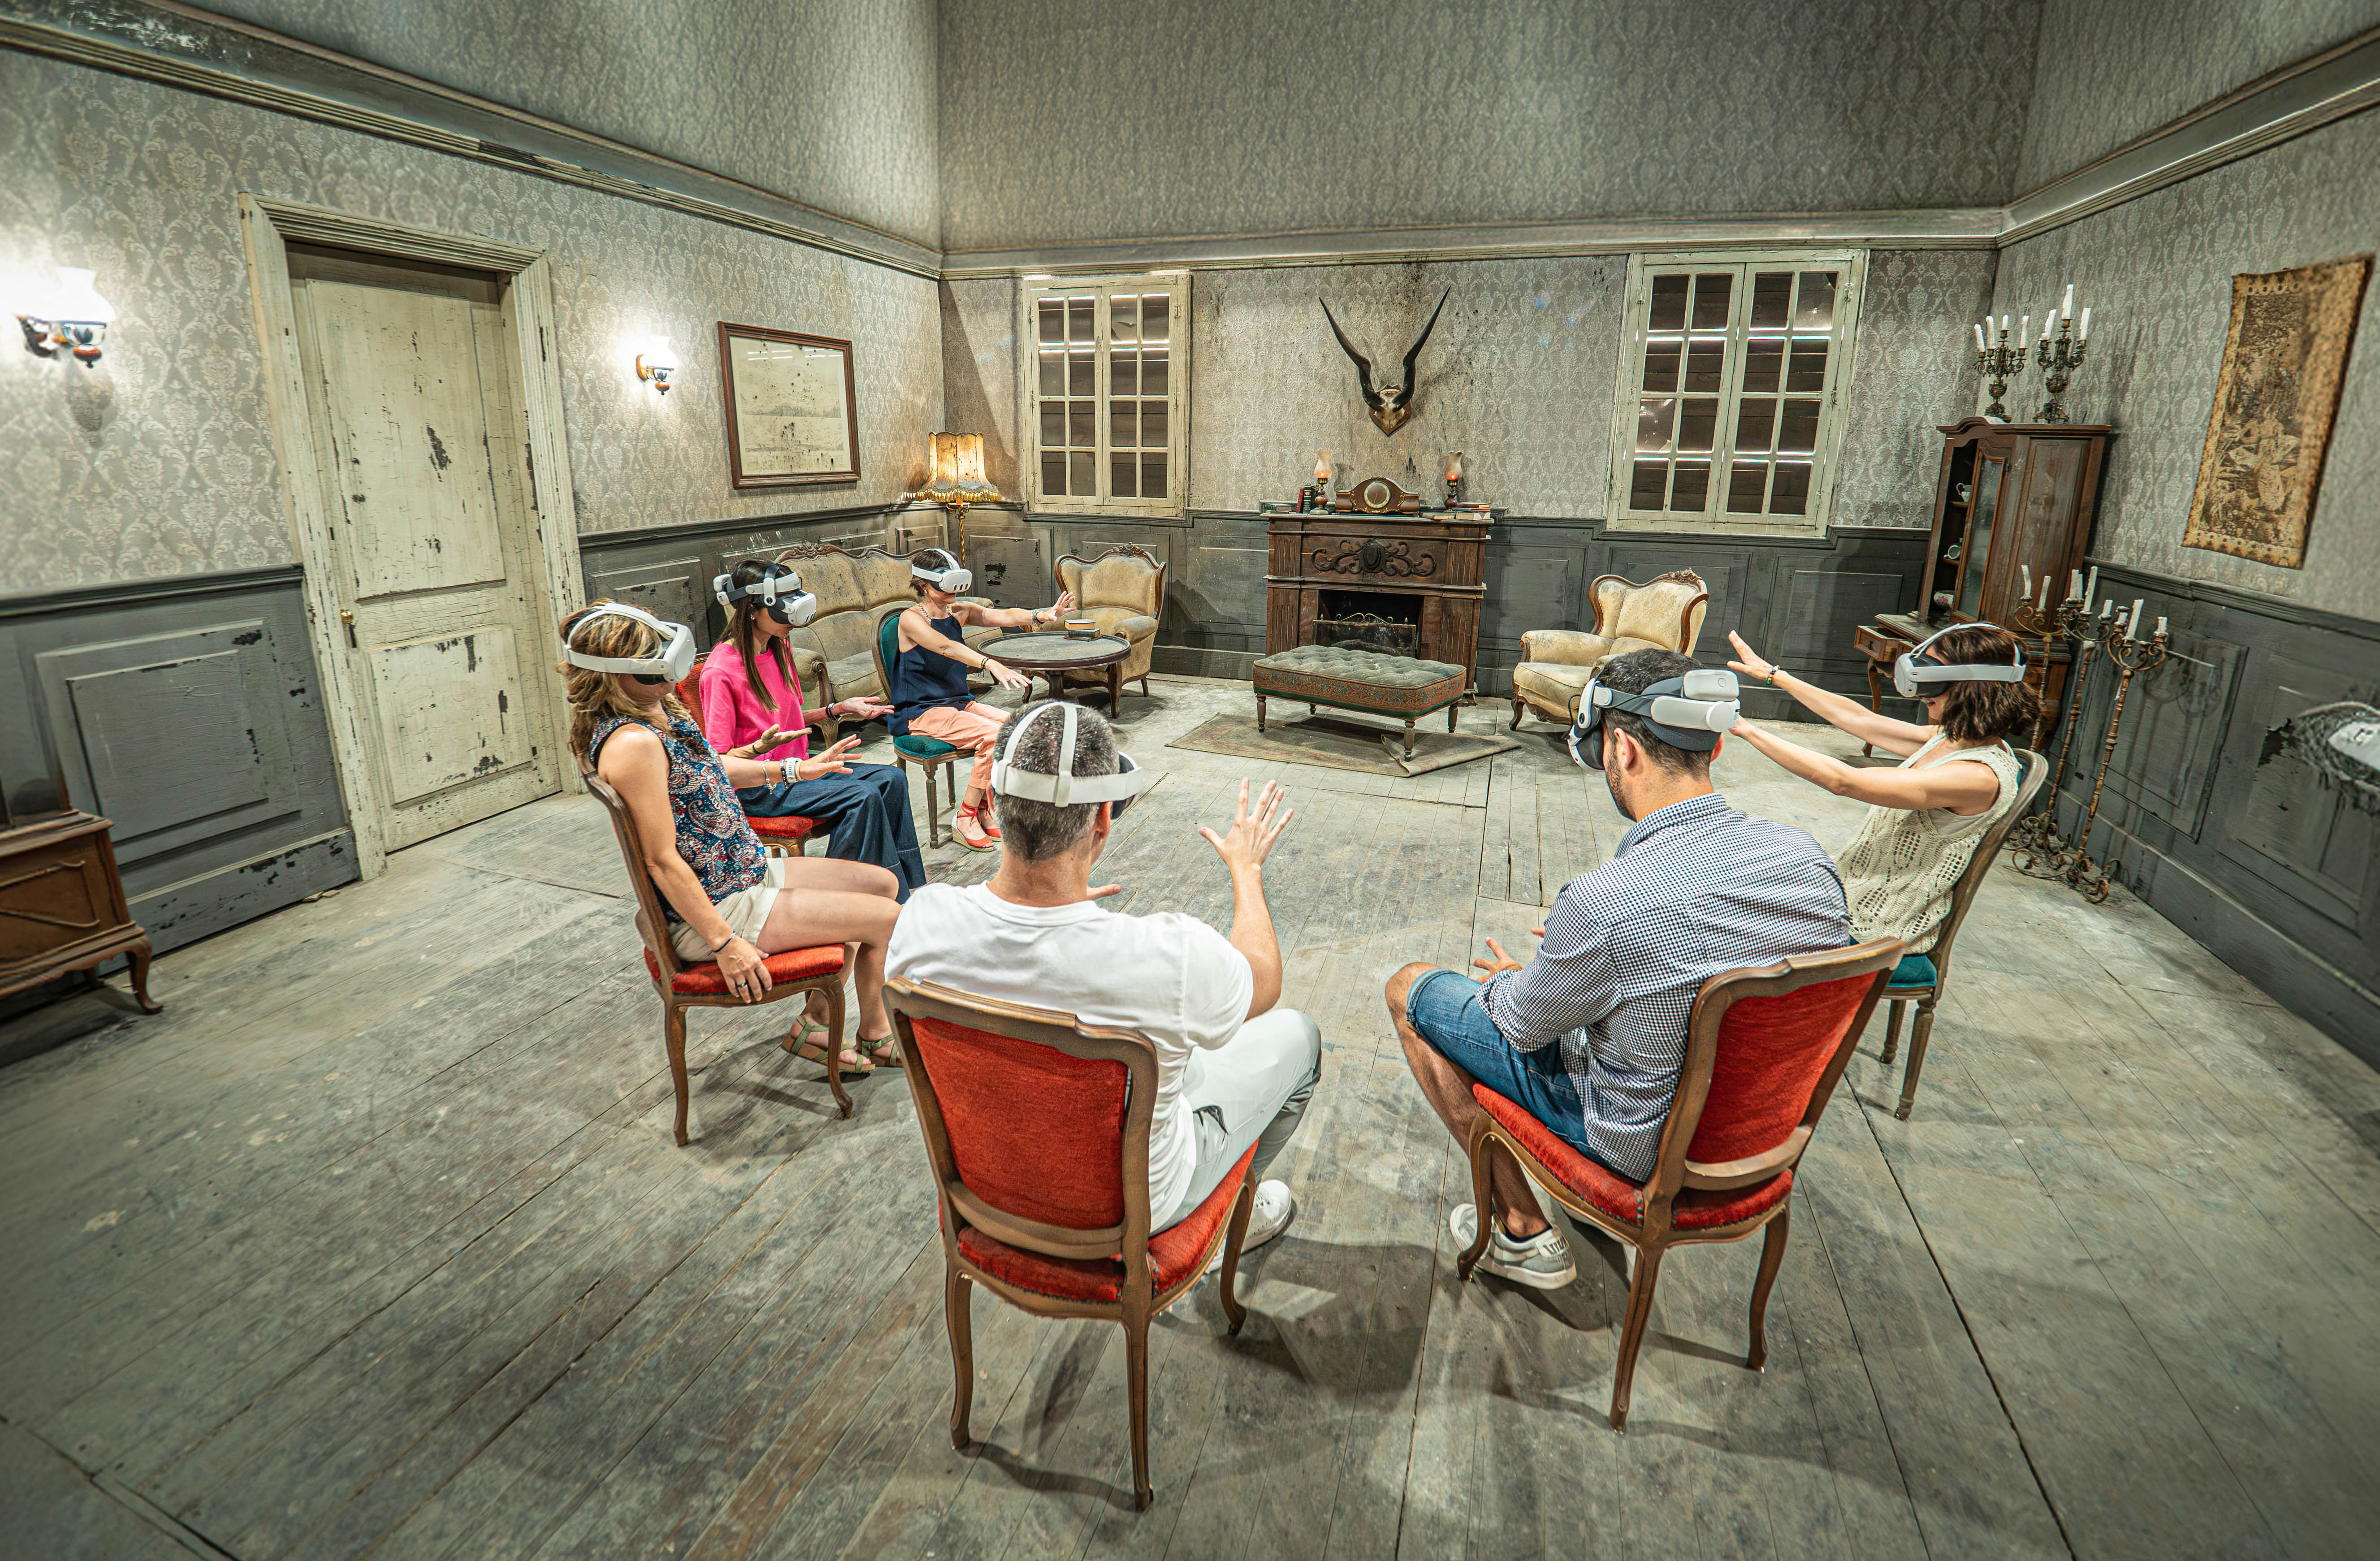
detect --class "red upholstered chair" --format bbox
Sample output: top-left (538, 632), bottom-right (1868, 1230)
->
top-left (1458, 937), bottom-right (1904, 1430)
top-left (584, 764), bottom-right (853, 1137)
top-left (885, 976), bottom-right (1260, 1511)
top-left (675, 654), bottom-right (818, 857)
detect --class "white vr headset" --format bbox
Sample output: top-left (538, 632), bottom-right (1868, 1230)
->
top-left (563, 602), bottom-right (697, 684)
top-left (1893, 624), bottom-right (2026, 698)
top-left (713, 563), bottom-right (818, 628)
top-left (990, 701), bottom-right (1154, 818)
top-left (1569, 668), bottom-right (1740, 771)
top-left (911, 548), bottom-right (973, 594)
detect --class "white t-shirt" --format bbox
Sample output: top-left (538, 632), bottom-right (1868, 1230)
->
top-left (887, 882), bottom-right (1255, 1219)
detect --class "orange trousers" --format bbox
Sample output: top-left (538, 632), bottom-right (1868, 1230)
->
top-left (905, 701), bottom-right (1010, 795)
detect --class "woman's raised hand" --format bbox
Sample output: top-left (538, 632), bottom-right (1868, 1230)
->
top-left (1050, 589), bottom-right (1076, 617)
top-left (798, 735), bottom-right (863, 780)
top-left (1726, 630), bottom-right (1776, 683)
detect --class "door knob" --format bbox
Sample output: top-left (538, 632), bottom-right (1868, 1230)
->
top-left (340, 609), bottom-right (357, 648)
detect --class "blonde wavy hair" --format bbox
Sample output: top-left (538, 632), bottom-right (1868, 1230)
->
top-left (556, 600), bottom-right (697, 762)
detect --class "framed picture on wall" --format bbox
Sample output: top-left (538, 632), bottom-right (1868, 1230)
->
top-left (716, 322), bottom-right (860, 488)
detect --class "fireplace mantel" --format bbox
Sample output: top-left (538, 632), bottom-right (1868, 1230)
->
top-left (1265, 511), bottom-right (1489, 691)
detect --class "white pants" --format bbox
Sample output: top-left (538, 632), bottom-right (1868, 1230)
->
top-left (1156, 1008), bottom-right (1324, 1230)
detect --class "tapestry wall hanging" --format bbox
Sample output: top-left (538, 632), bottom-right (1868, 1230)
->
top-left (2181, 254), bottom-right (2370, 568)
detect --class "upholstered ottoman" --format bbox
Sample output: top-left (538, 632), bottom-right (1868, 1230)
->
top-left (1251, 645), bottom-right (1467, 758)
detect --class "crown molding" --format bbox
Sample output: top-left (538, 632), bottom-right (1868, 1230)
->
top-left (0, 0), bottom-right (941, 278)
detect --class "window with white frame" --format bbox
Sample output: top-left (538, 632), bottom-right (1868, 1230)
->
top-left (1021, 277), bottom-right (1187, 515)
top-left (1606, 251), bottom-right (1865, 534)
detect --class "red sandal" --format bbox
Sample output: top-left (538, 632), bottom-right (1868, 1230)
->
top-left (955, 802), bottom-right (996, 851)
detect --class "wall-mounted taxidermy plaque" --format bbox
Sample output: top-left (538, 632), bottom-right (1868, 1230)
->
top-left (717, 322), bottom-right (860, 489)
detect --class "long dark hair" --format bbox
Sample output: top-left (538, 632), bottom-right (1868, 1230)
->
top-left (724, 559), bottom-right (800, 712)
top-left (1927, 622), bottom-right (2040, 742)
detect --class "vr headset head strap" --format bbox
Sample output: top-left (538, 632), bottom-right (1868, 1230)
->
top-left (990, 701), bottom-right (1150, 809)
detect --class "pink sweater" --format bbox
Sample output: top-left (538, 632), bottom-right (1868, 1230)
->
top-left (696, 637), bottom-right (812, 765)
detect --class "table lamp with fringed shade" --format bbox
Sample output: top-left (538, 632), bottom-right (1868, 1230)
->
top-left (918, 432), bottom-right (1002, 563)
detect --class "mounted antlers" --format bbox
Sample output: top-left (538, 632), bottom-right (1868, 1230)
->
top-left (1320, 289), bottom-right (1449, 435)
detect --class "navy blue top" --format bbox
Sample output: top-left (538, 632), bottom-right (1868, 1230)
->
top-left (890, 609), bottom-right (975, 734)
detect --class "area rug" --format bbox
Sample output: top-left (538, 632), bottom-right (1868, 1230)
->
top-left (1165, 712), bottom-right (1518, 776)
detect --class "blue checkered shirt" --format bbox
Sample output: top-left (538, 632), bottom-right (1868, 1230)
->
top-left (1476, 792), bottom-right (1851, 1181)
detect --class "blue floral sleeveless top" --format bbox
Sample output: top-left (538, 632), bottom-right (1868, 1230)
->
top-left (589, 709), bottom-right (766, 922)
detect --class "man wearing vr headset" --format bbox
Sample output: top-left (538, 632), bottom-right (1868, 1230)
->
top-left (699, 559), bottom-right (924, 902)
top-left (1386, 650), bottom-right (1849, 1289)
top-left (1725, 623), bottom-right (2032, 988)
top-left (889, 702), bottom-right (1322, 1258)
top-left (890, 547), bottom-right (1077, 852)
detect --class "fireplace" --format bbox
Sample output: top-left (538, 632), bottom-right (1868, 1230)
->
top-left (1315, 589), bottom-right (1421, 657)
top-left (1265, 510), bottom-right (1488, 688)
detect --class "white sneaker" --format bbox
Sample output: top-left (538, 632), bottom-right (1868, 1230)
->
top-left (1207, 1179), bottom-right (1295, 1274)
top-left (1449, 1202), bottom-right (1577, 1289)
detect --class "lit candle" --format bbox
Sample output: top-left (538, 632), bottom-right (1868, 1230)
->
top-left (2155, 615), bottom-right (2168, 638)
top-left (2084, 565), bottom-right (2099, 608)
top-left (2079, 306), bottom-right (2091, 340)
top-left (2068, 569), bottom-right (2083, 599)
top-left (2062, 283), bottom-right (2074, 319)
top-left (1974, 321), bottom-right (1986, 351)
top-left (2130, 597), bottom-right (2145, 640)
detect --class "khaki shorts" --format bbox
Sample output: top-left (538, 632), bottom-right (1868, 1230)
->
top-left (669, 857), bottom-right (787, 962)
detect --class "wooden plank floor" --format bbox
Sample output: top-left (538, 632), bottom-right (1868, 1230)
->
top-left (6, 675), bottom-right (2379, 1560)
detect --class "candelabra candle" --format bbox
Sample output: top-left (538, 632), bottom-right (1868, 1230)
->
top-left (2035, 310), bottom-right (2091, 424)
top-left (1973, 320), bottom-right (2027, 421)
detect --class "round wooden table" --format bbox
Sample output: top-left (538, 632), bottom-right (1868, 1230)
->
top-left (982, 631), bottom-right (1131, 708)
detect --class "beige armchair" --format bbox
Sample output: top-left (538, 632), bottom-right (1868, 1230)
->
top-left (773, 543), bottom-right (1001, 742)
top-left (1054, 545), bottom-right (1165, 700)
top-left (1509, 568), bottom-right (1710, 729)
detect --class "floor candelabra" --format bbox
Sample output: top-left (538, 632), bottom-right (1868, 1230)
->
top-left (2005, 595), bottom-right (2096, 861)
top-left (2019, 613), bottom-right (2167, 903)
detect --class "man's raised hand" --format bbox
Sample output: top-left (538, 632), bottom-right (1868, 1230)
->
top-left (1198, 778), bottom-right (1293, 874)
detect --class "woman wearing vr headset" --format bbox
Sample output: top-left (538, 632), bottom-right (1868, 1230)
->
top-left (890, 546), bottom-right (1077, 852)
top-left (1725, 622), bottom-right (2034, 983)
top-left (700, 560), bottom-right (925, 903)
top-left (560, 601), bottom-right (902, 1072)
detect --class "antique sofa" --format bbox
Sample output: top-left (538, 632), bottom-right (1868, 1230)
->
top-left (773, 543), bottom-right (1000, 742)
top-left (1053, 545), bottom-right (1166, 700)
top-left (1509, 569), bottom-right (1710, 729)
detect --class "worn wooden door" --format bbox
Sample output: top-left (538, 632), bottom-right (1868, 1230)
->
top-left (287, 248), bottom-right (562, 850)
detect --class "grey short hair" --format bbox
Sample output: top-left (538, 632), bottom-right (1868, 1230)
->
top-left (996, 701), bottom-right (1118, 860)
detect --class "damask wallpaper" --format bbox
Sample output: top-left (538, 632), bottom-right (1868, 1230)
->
top-left (1990, 108), bottom-right (2380, 620)
top-left (2015, 0), bottom-right (2380, 195)
top-left (943, 251), bottom-right (1978, 526)
top-left (937, 0), bottom-right (2042, 253)
top-left (0, 53), bottom-right (943, 594)
top-left (199, 0), bottom-right (942, 245)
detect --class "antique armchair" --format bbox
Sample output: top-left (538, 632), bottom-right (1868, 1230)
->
top-left (1509, 569), bottom-right (1710, 729)
top-left (1459, 937), bottom-right (1902, 1429)
top-left (1878, 748), bottom-right (2047, 1118)
top-left (1054, 545), bottom-right (1165, 700)
top-left (886, 976), bottom-right (1259, 1510)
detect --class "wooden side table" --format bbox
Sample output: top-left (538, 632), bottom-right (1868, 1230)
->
top-left (0, 812), bottom-right (162, 1012)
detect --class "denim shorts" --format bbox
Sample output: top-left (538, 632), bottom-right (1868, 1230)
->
top-left (1406, 967), bottom-right (1600, 1160)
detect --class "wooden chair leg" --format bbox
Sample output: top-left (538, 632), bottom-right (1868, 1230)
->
top-left (1125, 1301), bottom-right (1154, 1510)
top-left (1218, 1177), bottom-right (1254, 1333)
top-left (1139, 675), bottom-right (1151, 697)
top-left (1510, 697), bottom-right (1526, 731)
top-left (125, 938), bottom-right (161, 1013)
top-left (664, 1003), bottom-right (692, 1147)
top-left (816, 979), bottom-right (852, 1118)
top-left (1880, 998), bottom-right (1906, 1064)
top-left (946, 1266), bottom-right (974, 1449)
top-left (1609, 1240), bottom-right (1666, 1431)
top-left (1747, 1206), bottom-right (1789, 1372)
top-left (1895, 998), bottom-right (1939, 1120)
top-left (1455, 1125), bottom-right (1497, 1282)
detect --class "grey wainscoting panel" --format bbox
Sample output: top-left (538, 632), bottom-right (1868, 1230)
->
top-left (1478, 523), bottom-right (1595, 697)
top-left (0, 567), bottom-right (354, 955)
top-left (1155, 513), bottom-right (1271, 678)
top-left (2049, 562), bottom-right (2380, 1060)
top-left (584, 555), bottom-right (709, 642)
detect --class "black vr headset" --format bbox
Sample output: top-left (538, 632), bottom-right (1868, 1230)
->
top-left (989, 701), bottom-right (1153, 819)
top-left (1568, 667), bottom-right (1741, 770)
top-left (713, 562), bottom-right (818, 628)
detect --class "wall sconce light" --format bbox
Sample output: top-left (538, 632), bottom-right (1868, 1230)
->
top-left (917, 432), bottom-right (1002, 562)
top-left (17, 267), bottom-right (115, 366)
top-left (635, 335), bottom-right (679, 393)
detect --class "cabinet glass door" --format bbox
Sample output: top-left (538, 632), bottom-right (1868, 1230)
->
top-left (1957, 455), bottom-right (2005, 619)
